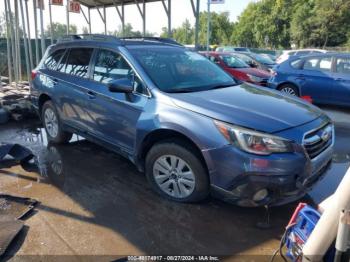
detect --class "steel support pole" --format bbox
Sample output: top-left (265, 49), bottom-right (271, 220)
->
top-left (122, 2), bottom-right (125, 36)
top-left (33, 0), bottom-right (40, 66)
top-left (19, 0), bottom-right (31, 82)
top-left (103, 5), bottom-right (107, 35)
top-left (49, 0), bottom-right (54, 44)
top-left (66, 0), bottom-right (70, 34)
top-left (88, 7), bottom-right (91, 34)
top-left (161, 0), bottom-right (171, 38)
top-left (113, 0), bottom-right (125, 37)
top-left (25, 0), bottom-right (34, 69)
top-left (15, 0), bottom-right (22, 81)
top-left (7, 0), bottom-right (18, 85)
top-left (39, 2), bottom-right (46, 57)
top-left (4, 0), bottom-right (12, 85)
top-left (168, 0), bottom-right (171, 37)
top-left (143, 0), bottom-right (146, 36)
top-left (194, 0), bottom-right (200, 49)
top-left (206, 1), bottom-right (211, 51)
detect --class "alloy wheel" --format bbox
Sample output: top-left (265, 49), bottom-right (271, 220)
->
top-left (153, 155), bottom-right (196, 199)
top-left (44, 108), bottom-right (59, 138)
top-left (281, 87), bottom-right (297, 96)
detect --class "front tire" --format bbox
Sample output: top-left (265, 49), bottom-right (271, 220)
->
top-left (145, 140), bottom-right (209, 202)
top-left (278, 83), bottom-right (299, 97)
top-left (42, 101), bottom-right (72, 144)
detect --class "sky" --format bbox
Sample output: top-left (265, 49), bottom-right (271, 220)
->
top-left (1, 0), bottom-right (256, 36)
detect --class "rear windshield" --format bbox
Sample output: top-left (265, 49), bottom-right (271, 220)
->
top-left (250, 53), bottom-right (275, 65)
top-left (290, 59), bottom-right (303, 69)
top-left (128, 47), bottom-right (236, 93)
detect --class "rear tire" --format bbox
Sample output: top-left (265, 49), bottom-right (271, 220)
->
top-left (42, 101), bottom-right (72, 144)
top-left (145, 140), bottom-right (209, 202)
top-left (278, 83), bottom-right (299, 97)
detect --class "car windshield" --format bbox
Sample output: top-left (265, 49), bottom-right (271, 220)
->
top-left (250, 53), bottom-right (275, 64)
top-left (220, 55), bottom-right (249, 68)
top-left (129, 47), bottom-right (237, 93)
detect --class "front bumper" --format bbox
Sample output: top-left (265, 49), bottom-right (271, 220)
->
top-left (205, 135), bottom-right (333, 207)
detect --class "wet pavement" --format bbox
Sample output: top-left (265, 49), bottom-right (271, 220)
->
top-left (0, 106), bottom-right (349, 260)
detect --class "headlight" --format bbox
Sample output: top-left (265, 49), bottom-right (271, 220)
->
top-left (214, 120), bottom-right (294, 155)
top-left (247, 74), bottom-right (263, 82)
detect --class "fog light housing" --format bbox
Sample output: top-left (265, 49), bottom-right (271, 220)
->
top-left (253, 189), bottom-right (269, 202)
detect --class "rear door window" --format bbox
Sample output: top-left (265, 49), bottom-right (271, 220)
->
top-left (303, 57), bottom-right (332, 72)
top-left (319, 57), bottom-right (332, 72)
top-left (63, 48), bottom-right (93, 78)
top-left (44, 49), bottom-right (66, 70)
top-left (303, 58), bottom-right (319, 70)
top-left (336, 57), bottom-right (350, 74)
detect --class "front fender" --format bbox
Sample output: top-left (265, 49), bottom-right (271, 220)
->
top-left (135, 102), bottom-right (229, 172)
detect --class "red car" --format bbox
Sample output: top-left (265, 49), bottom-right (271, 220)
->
top-left (200, 52), bottom-right (271, 86)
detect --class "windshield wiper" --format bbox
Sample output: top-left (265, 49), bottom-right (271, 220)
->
top-left (167, 88), bottom-right (198, 93)
top-left (209, 83), bottom-right (237, 90)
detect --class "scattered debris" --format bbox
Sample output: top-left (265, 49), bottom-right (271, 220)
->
top-left (0, 195), bottom-right (38, 257)
top-left (0, 142), bottom-right (39, 257)
top-left (0, 219), bottom-right (24, 257)
top-left (0, 195), bottom-right (38, 220)
top-left (0, 143), bottom-right (34, 168)
top-left (0, 83), bottom-right (34, 123)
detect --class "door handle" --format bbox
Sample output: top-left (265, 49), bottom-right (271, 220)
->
top-left (87, 91), bottom-right (96, 99)
top-left (335, 78), bottom-right (345, 81)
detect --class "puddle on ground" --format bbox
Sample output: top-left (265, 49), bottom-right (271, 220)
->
top-left (1, 121), bottom-right (350, 208)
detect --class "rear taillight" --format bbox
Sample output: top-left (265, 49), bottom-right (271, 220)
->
top-left (31, 70), bottom-right (38, 80)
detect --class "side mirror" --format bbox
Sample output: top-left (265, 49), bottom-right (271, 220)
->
top-left (108, 78), bottom-right (134, 93)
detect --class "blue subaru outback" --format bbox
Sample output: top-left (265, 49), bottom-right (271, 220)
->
top-left (31, 35), bottom-right (334, 206)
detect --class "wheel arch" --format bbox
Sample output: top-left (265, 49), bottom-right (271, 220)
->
top-left (38, 93), bottom-right (52, 117)
top-left (136, 129), bottom-right (209, 176)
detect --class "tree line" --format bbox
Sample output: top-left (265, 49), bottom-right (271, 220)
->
top-left (164, 0), bottom-right (350, 49)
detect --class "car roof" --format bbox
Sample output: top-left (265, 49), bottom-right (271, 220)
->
top-left (295, 52), bottom-right (350, 59)
top-left (283, 49), bottom-right (327, 54)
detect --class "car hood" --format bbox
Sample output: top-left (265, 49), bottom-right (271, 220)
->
top-left (235, 68), bottom-right (271, 78)
top-left (168, 83), bottom-right (323, 133)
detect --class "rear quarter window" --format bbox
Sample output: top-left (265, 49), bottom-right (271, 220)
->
top-left (290, 59), bottom-right (303, 69)
top-left (59, 48), bottom-right (93, 78)
top-left (44, 49), bottom-right (66, 70)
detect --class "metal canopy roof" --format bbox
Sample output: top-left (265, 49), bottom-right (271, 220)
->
top-left (77, 0), bottom-right (162, 8)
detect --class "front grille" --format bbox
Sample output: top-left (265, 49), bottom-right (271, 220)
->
top-left (303, 123), bottom-right (333, 159)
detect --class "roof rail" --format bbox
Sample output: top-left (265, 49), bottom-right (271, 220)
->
top-left (58, 34), bottom-right (120, 43)
top-left (57, 34), bottom-right (183, 47)
top-left (119, 37), bottom-right (183, 46)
